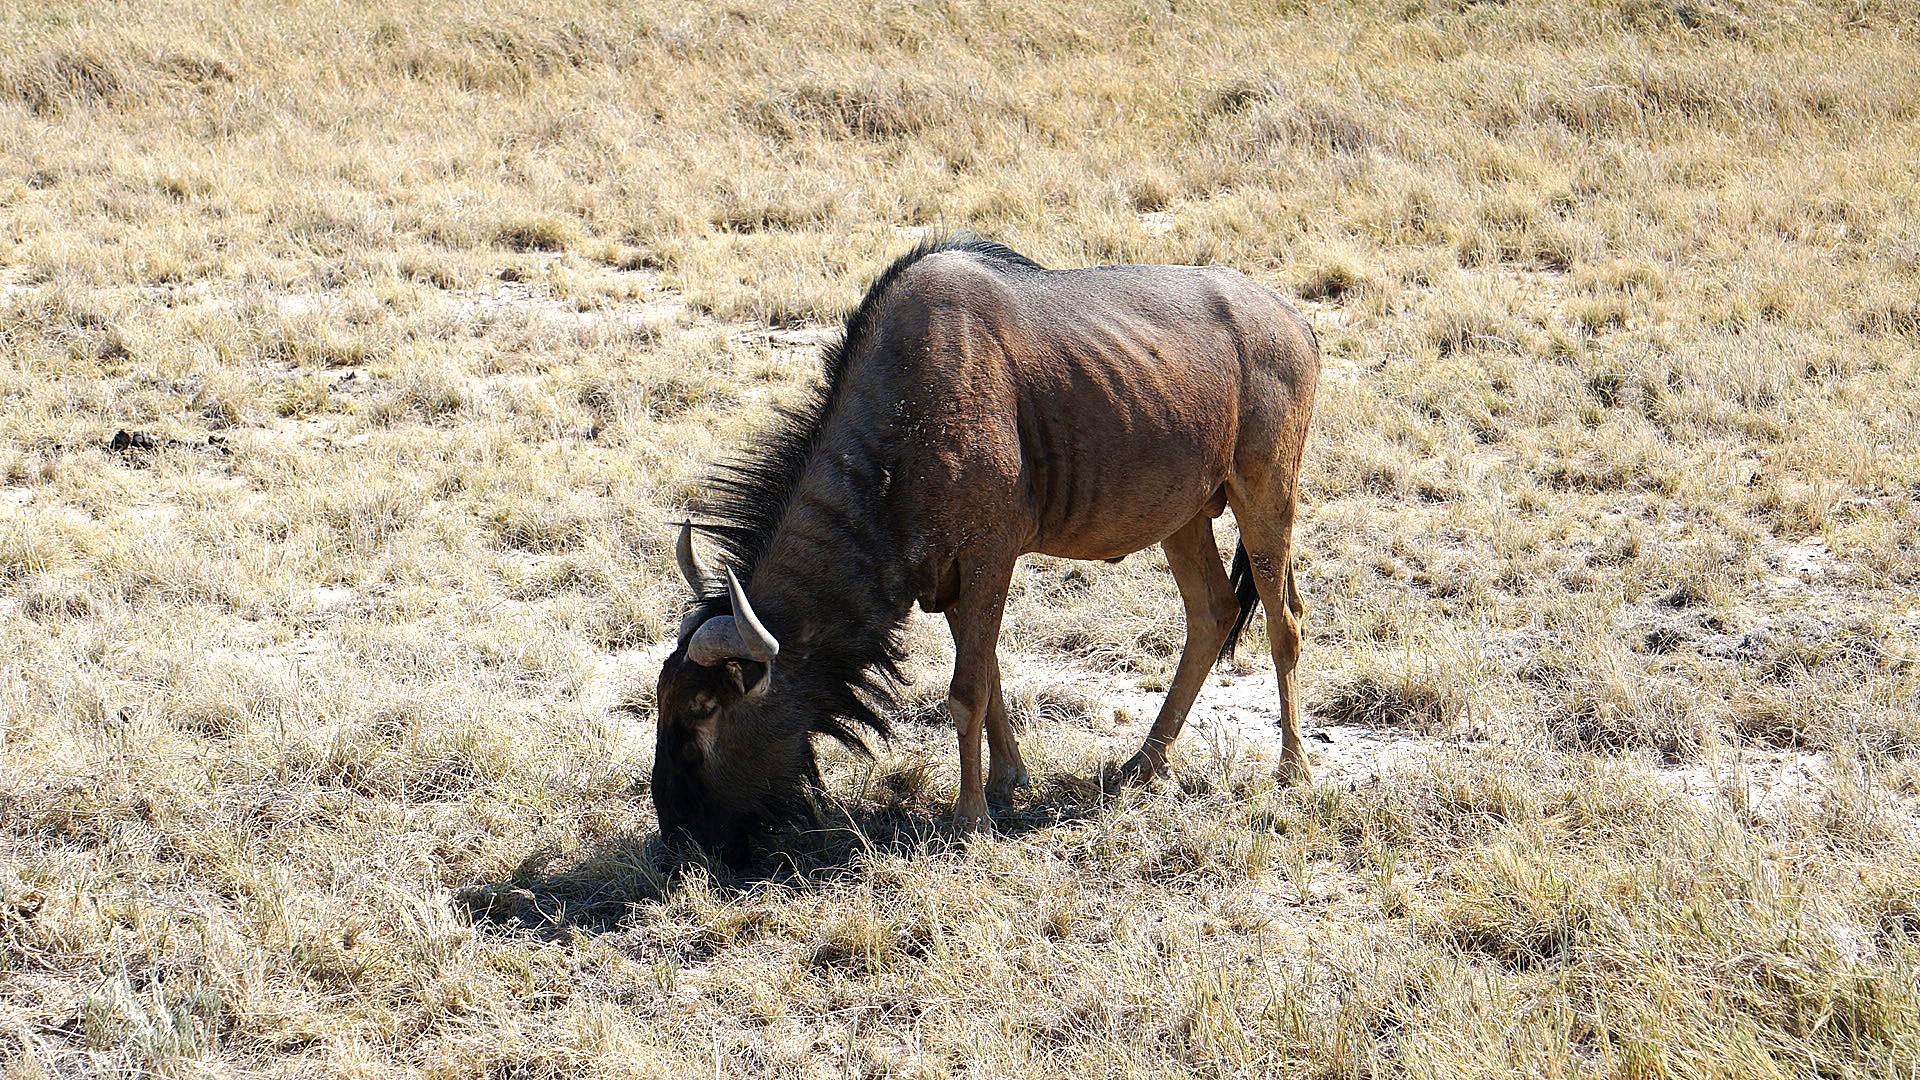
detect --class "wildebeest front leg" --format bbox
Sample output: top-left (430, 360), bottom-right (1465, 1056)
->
top-left (945, 566), bottom-right (1014, 832)
top-left (1120, 512), bottom-right (1239, 783)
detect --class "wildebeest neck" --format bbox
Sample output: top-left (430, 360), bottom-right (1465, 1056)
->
top-left (747, 382), bottom-right (920, 647)
top-left (679, 238), bottom-right (1034, 748)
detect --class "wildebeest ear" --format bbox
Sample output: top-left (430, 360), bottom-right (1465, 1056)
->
top-left (728, 659), bottom-right (770, 698)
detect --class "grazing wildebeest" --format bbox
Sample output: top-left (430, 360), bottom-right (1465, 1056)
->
top-left (654, 236), bottom-right (1317, 863)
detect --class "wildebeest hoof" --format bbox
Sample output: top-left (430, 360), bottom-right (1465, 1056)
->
top-left (1117, 751), bottom-right (1170, 785)
top-left (953, 812), bottom-right (995, 835)
top-left (953, 793), bottom-right (994, 833)
top-left (986, 767), bottom-right (1031, 802)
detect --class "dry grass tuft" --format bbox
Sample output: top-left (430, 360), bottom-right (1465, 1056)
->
top-left (1318, 660), bottom-right (1470, 733)
top-left (4, 0), bottom-right (1920, 1074)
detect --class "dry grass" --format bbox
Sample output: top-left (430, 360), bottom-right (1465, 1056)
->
top-left (4, 0), bottom-right (1920, 1075)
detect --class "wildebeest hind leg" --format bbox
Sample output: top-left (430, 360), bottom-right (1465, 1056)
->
top-left (982, 653), bottom-right (1030, 805)
top-left (1120, 512), bottom-right (1239, 783)
top-left (1229, 498), bottom-right (1310, 783)
top-left (945, 563), bottom-right (1015, 831)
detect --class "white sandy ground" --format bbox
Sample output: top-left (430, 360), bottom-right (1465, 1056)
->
top-left (1001, 653), bottom-right (1903, 827)
top-left (575, 624), bottom-right (1916, 837)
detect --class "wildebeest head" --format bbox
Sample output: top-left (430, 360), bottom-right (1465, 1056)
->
top-left (651, 525), bottom-right (815, 865)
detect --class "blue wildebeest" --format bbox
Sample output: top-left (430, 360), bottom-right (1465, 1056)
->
top-left (654, 236), bottom-right (1318, 863)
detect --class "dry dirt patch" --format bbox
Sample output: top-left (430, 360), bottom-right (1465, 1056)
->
top-left (5, 0), bottom-right (1920, 1074)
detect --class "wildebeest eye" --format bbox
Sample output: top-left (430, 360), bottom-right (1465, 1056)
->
top-left (674, 736), bottom-right (704, 764)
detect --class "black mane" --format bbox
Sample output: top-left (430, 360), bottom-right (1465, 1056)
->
top-left (684, 234), bottom-right (1044, 756)
top-left (695, 234), bottom-right (1042, 572)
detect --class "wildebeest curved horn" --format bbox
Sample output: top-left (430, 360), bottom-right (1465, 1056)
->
top-left (675, 522), bottom-right (703, 593)
top-left (686, 616), bottom-right (743, 667)
top-left (723, 567), bottom-right (779, 662)
top-left (685, 568), bottom-right (780, 667)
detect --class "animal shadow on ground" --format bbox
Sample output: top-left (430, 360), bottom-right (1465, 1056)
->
top-left (453, 767), bottom-right (1114, 939)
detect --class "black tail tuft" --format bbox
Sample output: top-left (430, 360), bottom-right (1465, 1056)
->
top-left (1218, 540), bottom-right (1262, 665)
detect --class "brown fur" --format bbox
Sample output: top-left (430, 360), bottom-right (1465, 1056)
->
top-left (656, 239), bottom-right (1317, 851)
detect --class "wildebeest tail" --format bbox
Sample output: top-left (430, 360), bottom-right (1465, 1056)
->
top-left (1218, 540), bottom-right (1262, 665)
